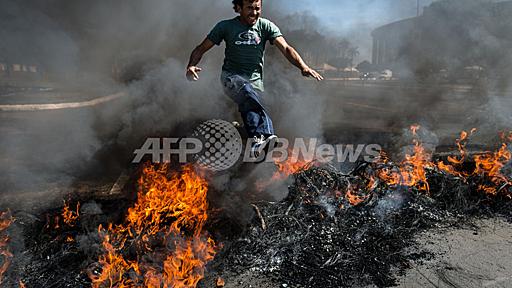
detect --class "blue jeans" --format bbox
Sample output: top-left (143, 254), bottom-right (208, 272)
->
top-left (221, 73), bottom-right (274, 138)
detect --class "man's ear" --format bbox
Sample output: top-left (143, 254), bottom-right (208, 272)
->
top-left (234, 5), bottom-right (241, 13)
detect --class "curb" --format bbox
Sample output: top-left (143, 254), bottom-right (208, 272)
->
top-left (0, 91), bottom-right (126, 111)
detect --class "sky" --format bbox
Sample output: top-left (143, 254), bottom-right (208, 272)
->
top-left (275, 0), bottom-right (434, 32)
top-left (273, 0), bottom-right (435, 61)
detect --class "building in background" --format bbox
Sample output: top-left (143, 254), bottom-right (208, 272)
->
top-left (371, 17), bottom-right (416, 67)
top-left (0, 59), bottom-right (43, 86)
top-left (371, 0), bottom-right (512, 81)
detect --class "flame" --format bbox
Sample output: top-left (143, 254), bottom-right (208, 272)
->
top-left (216, 277), bottom-right (225, 287)
top-left (0, 211), bottom-right (13, 285)
top-left (436, 129), bottom-right (476, 177)
top-left (473, 143), bottom-right (512, 194)
top-left (435, 129), bottom-right (511, 195)
top-left (160, 237), bottom-right (216, 287)
top-left (91, 227), bottom-right (140, 287)
top-left (436, 161), bottom-right (465, 178)
top-left (90, 164), bottom-right (216, 287)
top-left (345, 186), bottom-right (369, 206)
top-left (379, 150), bottom-right (390, 163)
top-left (410, 124), bottom-right (420, 135)
top-left (478, 185), bottom-right (497, 195)
top-left (377, 126), bottom-right (433, 192)
top-left (256, 151), bottom-right (313, 191)
top-left (273, 154), bottom-right (312, 181)
top-left (65, 235), bottom-right (75, 243)
top-left (62, 200), bottom-right (80, 227)
top-left (447, 130), bottom-right (470, 165)
top-left (379, 127), bottom-right (511, 195)
top-left (434, 129), bottom-right (512, 195)
top-left (366, 175), bottom-right (377, 190)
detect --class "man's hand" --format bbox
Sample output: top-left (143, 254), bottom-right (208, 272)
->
top-left (301, 66), bottom-right (324, 81)
top-left (186, 38), bottom-right (215, 81)
top-left (274, 36), bottom-right (324, 82)
top-left (186, 66), bottom-right (202, 81)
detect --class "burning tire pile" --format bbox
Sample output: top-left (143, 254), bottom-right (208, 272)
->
top-left (208, 128), bottom-right (512, 287)
top-left (209, 163), bottom-right (512, 287)
top-left (0, 127), bottom-right (511, 287)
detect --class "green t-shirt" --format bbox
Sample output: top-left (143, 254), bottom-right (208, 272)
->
top-left (207, 16), bottom-right (282, 91)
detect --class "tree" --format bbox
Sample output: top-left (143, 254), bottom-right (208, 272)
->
top-left (356, 60), bottom-right (373, 72)
top-left (327, 57), bottom-right (351, 69)
top-left (346, 47), bottom-right (360, 67)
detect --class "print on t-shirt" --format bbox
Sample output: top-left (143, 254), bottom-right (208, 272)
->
top-left (235, 31), bottom-right (261, 45)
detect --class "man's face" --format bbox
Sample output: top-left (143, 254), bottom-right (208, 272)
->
top-left (238, 0), bottom-right (261, 26)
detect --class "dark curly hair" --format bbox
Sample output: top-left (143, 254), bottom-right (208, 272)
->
top-left (232, 0), bottom-right (260, 12)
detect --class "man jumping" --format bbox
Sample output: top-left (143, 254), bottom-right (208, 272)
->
top-left (186, 0), bottom-right (323, 157)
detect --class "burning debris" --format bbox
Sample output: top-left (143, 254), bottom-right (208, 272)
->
top-left (207, 127), bottom-right (512, 287)
top-left (89, 164), bottom-right (217, 287)
top-left (1, 127), bottom-right (512, 287)
top-left (62, 201), bottom-right (80, 228)
top-left (0, 211), bottom-right (13, 285)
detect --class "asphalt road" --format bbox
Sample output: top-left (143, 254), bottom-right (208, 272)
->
top-left (398, 218), bottom-right (512, 288)
top-left (0, 88), bottom-right (128, 211)
top-left (0, 81), bottom-right (511, 288)
top-left (1, 81), bottom-right (510, 209)
top-left (319, 80), bottom-right (511, 147)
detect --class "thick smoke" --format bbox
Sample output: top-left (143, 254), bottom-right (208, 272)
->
top-left (101, 0), bottom-right (327, 145)
top-left (0, 0), bottom-right (330, 211)
top-left (272, 0), bottom-right (437, 62)
top-left (0, 0), bottom-right (232, 210)
top-left (1, 2), bottom-right (510, 286)
top-left (1, 0), bottom-right (511, 212)
top-left (0, 0), bottom-right (79, 78)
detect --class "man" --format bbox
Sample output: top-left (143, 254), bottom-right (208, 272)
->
top-left (186, 0), bottom-right (323, 157)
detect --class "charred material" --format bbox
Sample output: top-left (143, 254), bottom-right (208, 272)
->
top-left (209, 161), bottom-right (512, 287)
top-left (2, 138), bottom-right (512, 287)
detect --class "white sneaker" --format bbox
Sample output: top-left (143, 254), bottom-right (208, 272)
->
top-left (250, 135), bottom-right (278, 160)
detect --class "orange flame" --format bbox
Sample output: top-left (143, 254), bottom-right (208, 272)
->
top-left (216, 277), bottom-right (225, 287)
top-left (91, 227), bottom-right (140, 287)
top-left (436, 161), bottom-right (465, 178)
top-left (160, 237), bottom-right (216, 287)
top-left (448, 130), bottom-right (471, 165)
top-left (380, 127), bottom-right (511, 195)
top-left (377, 126), bottom-right (433, 192)
top-left (478, 185), bottom-right (497, 195)
top-left (256, 151), bottom-right (313, 191)
top-left (473, 143), bottom-right (512, 194)
top-left (435, 129), bottom-right (511, 195)
top-left (345, 186), bottom-right (369, 206)
top-left (65, 235), bottom-right (75, 243)
top-left (410, 124), bottom-right (420, 135)
top-left (437, 129), bottom-right (476, 177)
top-left (366, 175), bottom-right (377, 190)
top-left (62, 200), bottom-right (80, 227)
top-left (90, 164), bottom-right (216, 288)
top-left (273, 153), bottom-right (313, 181)
top-left (0, 211), bottom-right (13, 285)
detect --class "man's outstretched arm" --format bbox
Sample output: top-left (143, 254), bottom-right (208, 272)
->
top-left (186, 38), bottom-right (215, 81)
top-left (274, 36), bottom-right (324, 81)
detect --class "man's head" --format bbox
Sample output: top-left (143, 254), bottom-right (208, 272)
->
top-left (232, 0), bottom-right (261, 26)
